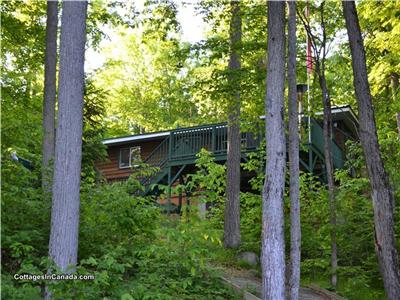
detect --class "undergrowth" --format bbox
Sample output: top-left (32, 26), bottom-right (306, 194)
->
top-left (1, 167), bottom-right (239, 299)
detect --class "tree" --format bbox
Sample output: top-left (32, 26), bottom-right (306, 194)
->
top-left (48, 0), bottom-right (88, 273)
top-left (262, 2), bottom-right (286, 299)
top-left (1, 1), bottom-right (46, 157)
top-left (342, 2), bottom-right (400, 299)
top-left (298, 2), bottom-right (338, 288)
top-left (223, 0), bottom-right (241, 249)
top-left (94, 28), bottom-right (197, 134)
top-left (287, 1), bottom-right (300, 299)
top-left (355, 1), bottom-right (400, 204)
top-left (189, 0), bottom-right (268, 129)
top-left (317, 3), bottom-right (337, 288)
top-left (42, 0), bottom-right (58, 196)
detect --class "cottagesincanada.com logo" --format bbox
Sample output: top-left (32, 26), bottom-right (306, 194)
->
top-left (14, 273), bottom-right (95, 281)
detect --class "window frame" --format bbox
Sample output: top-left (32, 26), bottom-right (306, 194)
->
top-left (119, 146), bottom-right (141, 169)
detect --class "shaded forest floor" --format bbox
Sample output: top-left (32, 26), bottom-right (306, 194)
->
top-left (160, 213), bottom-right (385, 300)
top-left (219, 265), bottom-right (338, 300)
top-left (161, 215), bottom-right (343, 300)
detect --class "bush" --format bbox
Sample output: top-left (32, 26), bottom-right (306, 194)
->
top-left (79, 181), bottom-right (159, 259)
top-left (2, 160), bottom-right (239, 299)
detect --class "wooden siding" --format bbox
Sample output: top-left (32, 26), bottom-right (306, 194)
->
top-left (96, 139), bottom-right (164, 181)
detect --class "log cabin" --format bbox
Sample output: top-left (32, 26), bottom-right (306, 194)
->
top-left (96, 105), bottom-right (358, 210)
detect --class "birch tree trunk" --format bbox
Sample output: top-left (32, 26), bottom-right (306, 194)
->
top-left (343, 2), bottom-right (400, 299)
top-left (224, 0), bottom-right (242, 249)
top-left (49, 0), bottom-right (88, 272)
top-left (42, 0), bottom-right (58, 196)
top-left (287, 1), bottom-right (300, 299)
top-left (262, 2), bottom-right (286, 299)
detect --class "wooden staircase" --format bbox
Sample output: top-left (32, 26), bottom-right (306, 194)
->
top-left (139, 123), bottom-right (259, 194)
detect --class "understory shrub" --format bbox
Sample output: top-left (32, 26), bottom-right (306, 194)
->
top-left (2, 162), bottom-right (239, 299)
top-left (185, 146), bottom-right (389, 299)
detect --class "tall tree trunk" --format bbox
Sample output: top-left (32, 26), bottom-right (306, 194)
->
top-left (287, 2), bottom-right (300, 299)
top-left (301, 2), bottom-right (338, 287)
top-left (318, 3), bottom-right (338, 288)
top-left (49, 0), bottom-right (88, 273)
top-left (343, 2), bottom-right (400, 299)
top-left (42, 0), bottom-right (58, 196)
top-left (319, 73), bottom-right (337, 289)
top-left (224, 0), bottom-right (241, 249)
top-left (262, 2), bottom-right (286, 299)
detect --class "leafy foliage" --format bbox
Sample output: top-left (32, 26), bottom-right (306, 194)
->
top-left (81, 80), bottom-right (108, 181)
top-left (2, 168), bottom-right (238, 299)
top-left (2, 0), bottom-right (400, 299)
top-left (186, 149), bottom-right (226, 205)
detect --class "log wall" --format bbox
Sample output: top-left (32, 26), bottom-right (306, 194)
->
top-left (96, 139), bottom-right (164, 181)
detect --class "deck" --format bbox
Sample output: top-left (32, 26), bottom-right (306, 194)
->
top-left (135, 118), bottom-right (345, 199)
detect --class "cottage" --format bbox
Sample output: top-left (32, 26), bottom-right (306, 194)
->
top-left (96, 105), bottom-right (358, 208)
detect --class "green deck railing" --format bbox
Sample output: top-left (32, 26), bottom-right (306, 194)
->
top-left (139, 123), bottom-right (259, 189)
top-left (142, 119), bottom-right (344, 169)
top-left (139, 119), bottom-right (345, 190)
top-left (170, 123), bottom-right (258, 161)
top-left (143, 123), bottom-right (260, 168)
top-left (143, 136), bottom-right (169, 167)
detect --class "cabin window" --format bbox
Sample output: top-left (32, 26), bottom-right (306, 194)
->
top-left (119, 146), bottom-right (141, 168)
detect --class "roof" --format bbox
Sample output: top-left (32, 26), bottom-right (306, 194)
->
top-left (102, 131), bottom-right (170, 146)
top-left (102, 122), bottom-right (228, 147)
top-left (314, 105), bottom-right (359, 138)
top-left (313, 105), bottom-right (358, 122)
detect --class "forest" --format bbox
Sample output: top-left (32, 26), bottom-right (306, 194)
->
top-left (1, 0), bottom-right (400, 299)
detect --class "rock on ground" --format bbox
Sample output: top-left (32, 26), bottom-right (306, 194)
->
top-left (237, 251), bottom-right (259, 266)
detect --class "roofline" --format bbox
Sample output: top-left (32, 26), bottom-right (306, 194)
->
top-left (259, 105), bottom-right (359, 123)
top-left (102, 131), bottom-right (170, 145)
top-left (314, 105), bottom-right (358, 123)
